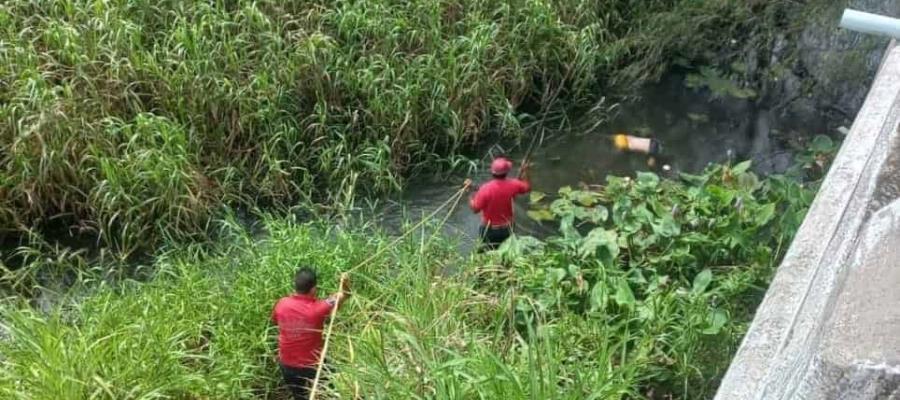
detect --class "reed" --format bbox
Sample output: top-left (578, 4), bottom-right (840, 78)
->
top-left (0, 160), bottom-right (818, 399)
top-left (0, 0), bottom-right (806, 254)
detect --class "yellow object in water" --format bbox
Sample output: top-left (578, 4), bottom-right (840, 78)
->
top-left (613, 133), bottom-right (630, 150)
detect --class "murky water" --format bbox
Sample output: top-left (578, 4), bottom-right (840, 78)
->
top-left (373, 75), bottom-right (809, 253)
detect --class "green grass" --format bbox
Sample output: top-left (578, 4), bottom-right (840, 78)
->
top-left (0, 0), bottom-right (815, 255)
top-left (0, 162), bottom-right (818, 399)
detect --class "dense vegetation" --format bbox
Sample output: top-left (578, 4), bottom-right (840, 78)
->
top-left (0, 0), bottom-right (821, 254)
top-left (0, 0), bottom-right (844, 398)
top-left (0, 162), bottom-right (820, 399)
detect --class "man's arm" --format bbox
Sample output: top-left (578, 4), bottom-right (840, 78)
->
top-left (517, 162), bottom-right (531, 193)
top-left (317, 275), bottom-right (351, 321)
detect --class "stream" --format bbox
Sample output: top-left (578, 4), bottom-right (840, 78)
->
top-left (2, 74), bottom-right (828, 303)
top-left (373, 74), bottom-right (821, 253)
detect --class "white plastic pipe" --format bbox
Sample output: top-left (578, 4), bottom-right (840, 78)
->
top-left (840, 9), bottom-right (900, 39)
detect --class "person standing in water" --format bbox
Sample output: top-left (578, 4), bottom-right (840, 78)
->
top-left (466, 157), bottom-right (531, 251)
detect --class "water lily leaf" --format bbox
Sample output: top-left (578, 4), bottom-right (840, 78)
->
top-left (692, 269), bottom-right (713, 295)
top-left (529, 191), bottom-right (546, 204)
top-left (703, 309), bottom-right (729, 335)
top-left (527, 209), bottom-right (554, 222)
top-left (558, 186), bottom-right (573, 196)
top-left (614, 278), bottom-right (636, 308)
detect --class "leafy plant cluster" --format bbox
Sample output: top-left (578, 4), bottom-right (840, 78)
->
top-left (492, 161), bottom-right (815, 396)
top-left (0, 159), bottom-right (819, 399)
top-left (0, 0), bottom-right (815, 255)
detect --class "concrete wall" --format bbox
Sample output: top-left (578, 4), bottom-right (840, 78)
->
top-left (716, 40), bottom-right (900, 399)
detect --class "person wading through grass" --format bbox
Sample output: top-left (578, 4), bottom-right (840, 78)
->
top-left (272, 267), bottom-right (349, 400)
top-left (466, 157), bottom-right (531, 251)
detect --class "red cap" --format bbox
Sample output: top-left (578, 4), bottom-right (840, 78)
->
top-left (490, 158), bottom-right (512, 175)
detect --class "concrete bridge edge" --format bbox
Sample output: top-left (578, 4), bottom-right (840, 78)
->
top-left (716, 40), bottom-right (900, 400)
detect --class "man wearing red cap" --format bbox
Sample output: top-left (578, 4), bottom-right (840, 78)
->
top-left (467, 157), bottom-right (531, 250)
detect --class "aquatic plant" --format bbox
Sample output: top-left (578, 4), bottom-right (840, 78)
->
top-left (0, 0), bottom-right (815, 255)
top-left (0, 161), bottom-right (816, 399)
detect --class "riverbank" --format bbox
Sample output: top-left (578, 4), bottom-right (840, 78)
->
top-left (2, 0), bottom-right (873, 257)
top-left (0, 161), bottom-right (819, 399)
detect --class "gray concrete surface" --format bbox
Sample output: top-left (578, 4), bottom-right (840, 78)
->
top-left (716, 40), bottom-right (900, 400)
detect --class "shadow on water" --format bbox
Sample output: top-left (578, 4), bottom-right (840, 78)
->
top-left (373, 74), bottom-right (825, 255)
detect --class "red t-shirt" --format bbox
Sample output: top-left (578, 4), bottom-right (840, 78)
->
top-left (469, 178), bottom-right (531, 226)
top-left (271, 294), bottom-right (334, 368)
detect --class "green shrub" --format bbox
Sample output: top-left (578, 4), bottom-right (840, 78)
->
top-left (0, 0), bottom-right (812, 252)
top-left (0, 160), bottom-right (816, 399)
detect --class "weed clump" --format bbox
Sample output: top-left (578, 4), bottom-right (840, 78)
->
top-left (0, 161), bottom-right (817, 399)
top-left (0, 0), bottom-right (812, 254)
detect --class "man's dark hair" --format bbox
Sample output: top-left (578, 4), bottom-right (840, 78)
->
top-left (492, 173), bottom-right (507, 179)
top-left (294, 267), bottom-right (317, 294)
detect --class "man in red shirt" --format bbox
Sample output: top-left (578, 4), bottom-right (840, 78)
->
top-left (272, 267), bottom-right (349, 400)
top-left (468, 157), bottom-right (531, 251)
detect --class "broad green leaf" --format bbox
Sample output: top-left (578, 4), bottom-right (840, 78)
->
top-left (679, 172), bottom-right (708, 186)
top-left (550, 198), bottom-right (574, 218)
top-left (559, 215), bottom-right (579, 239)
top-left (703, 309), bottom-right (729, 335)
top-left (614, 278), bottom-right (636, 308)
top-left (810, 135), bottom-right (834, 153)
top-left (589, 282), bottom-right (608, 312)
top-left (637, 303), bottom-right (655, 321)
top-left (550, 268), bottom-right (567, 283)
top-left (755, 203), bottom-right (776, 226)
top-left (526, 209), bottom-right (554, 222)
top-left (578, 228), bottom-right (618, 263)
top-left (587, 206), bottom-right (609, 224)
top-left (636, 172), bottom-right (660, 191)
top-left (497, 235), bottom-right (544, 260)
top-left (529, 191), bottom-right (546, 204)
top-left (652, 215), bottom-right (681, 238)
top-left (692, 269), bottom-right (713, 295)
top-left (647, 275), bottom-right (670, 294)
top-left (737, 171), bottom-right (760, 190)
top-left (708, 185), bottom-right (735, 205)
top-left (632, 204), bottom-right (655, 224)
top-left (571, 190), bottom-right (597, 206)
top-left (731, 160), bottom-right (752, 175)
